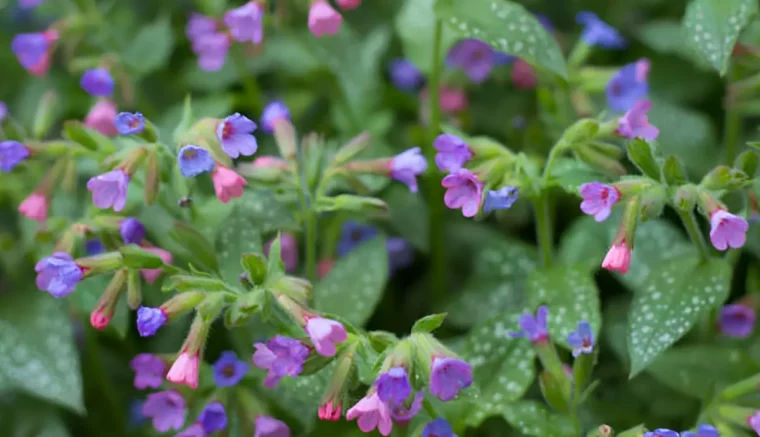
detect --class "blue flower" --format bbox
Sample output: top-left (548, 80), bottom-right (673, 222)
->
top-left (85, 239), bottom-right (105, 255)
top-left (577, 11), bottom-right (626, 49)
top-left (681, 424), bottom-right (719, 437)
top-left (423, 418), bottom-right (457, 437)
top-left (483, 186), bottom-right (519, 213)
top-left (606, 58), bottom-right (650, 112)
top-left (567, 321), bottom-right (594, 357)
top-left (114, 112), bottom-right (145, 135)
top-left (387, 237), bottom-right (414, 274)
top-left (643, 429), bottom-right (679, 437)
top-left (212, 351), bottom-right (248, 387)
top-left (375, 367), bottom-right (412, 406)
top-left (177, 145), bottom-right (215, 177)
top-left (388, 58), bottom-right (424, 91)
top-left (336, 221), bottom-right (378, 257)
top-left (80, 68), bottom-right (115, 97)
top-left (511, 306), bottom-right (549, 344)
top-left (260, 101), bottom-right (290, 133)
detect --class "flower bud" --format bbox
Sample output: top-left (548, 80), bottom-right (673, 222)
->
top-left (90, 269), bottom-right (127, 330)
top-left (333, 131), bottom-right (371, 165)
top-left (76, 251), bottom-right (124, 276)
top-left (273, 118), bottom-right (297, 159)
top-left (701, 165), bottom-right (749, 191)
top-left (127, 269), bottom-right (142, 310)
top-left (274, 276), bottom-right (312, 304)
top-left (639, 185), bottom-right (666, 221)
top-left (144, 150), bottom-right (160, 205)
top-left (561, 118), bottom-right (600, 145)
top-left (161, 291), bottom-right (206, 321)
top-left (33, 90), bottom-right (58, 140)
top-left (575, 144), bottom-right (626, 175)
top-left (673, 184), bottom-right (697, 212)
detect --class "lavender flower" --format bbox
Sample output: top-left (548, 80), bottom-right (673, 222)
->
top-left (579, 182), bottom-right (619, 222)
top-left (346, 393), bottom-right (392, 436)
top-left (87, 169), bottom-right (130, 212)
top-left (186, 13), bottom-right (216, 40)
top-left (224, 2), bottom-right (263, 44)
top-left (429, 357), bottom-right (473, 401)
top-left (305, 317), bottom-right (347, 357)
top-left (390, 147), bottom-right (427, 193)
top-left (212, 351), bottom-right (248, 387)
top-left (114, 112), bottom-right (145, 135)
top-left (178, 145), bottom-right (215, 177)
top-left (136, 306), bottom-right (167, 337)
top-left (389, 390), bottom-right (423, 422)
top-left (447, 39), bottom-right (495, 83)
top-left (709, 209), bottom-right (748, 251)
top-left (375, 367), bottom-right (412, 406)
top-left (0, 140), bottom-right (30, 172)
top-left (199, 402), bottom-right (227, 433)
top-left (216, 113), bottom-right (258, 158)
top-left (511, 306), bottom-right (549, 343)
top-left (176, 424), bottom-right (205, 437)
top-left (442, 168), bottom-right (483, 218)
top-left (120, 217), bottom-right (145, 244)
top-left (0, 102), bottom-right (7, 121)
top-left (606, 59), bottom-right (650, 112)
top-left (433, 133), bottom-right (473, 172)
top-left (719, 304), bottom-right (755, 338)
top-left (260, 101), bottom-right (290, 133)
top-left (35, 252), bottom-right (83, 298)
top-left (11, 32), bottom-right (51, 70)
top-left (254, 416), bottom-right (291, 437)
top-left (616, 100), bottom-right (659, 141)
top-left (388, 58), bottom-right (424, 91)
top-left (483, 186), bottom-right (519, 213)
top-left (253, 336), bottom-right (310, 387)
top-left (576, 11), bottom-right (626, 49)
top-left (80, 68), bottom-right (115, 97)
top-left (567, 321), bottom-right (594, 357)
top-left (192, 32), bottom-right (231, 72)
top-left (130, 353), bottom-right (167, 389)
top-left (142, 390), bottom-right (186, 432)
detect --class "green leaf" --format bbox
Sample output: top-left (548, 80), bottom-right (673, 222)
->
top-left (434, 0), bottom-right (567, 78)
top-left (549, 158), bottom-right (612, 194)
top-left (0, 292), bottom-right (83, 413)
top-left (501, 401), bottom-right (575, 437)
top-left (637, 20), bottom-right (713, 70)
top-left (313, 236), bottom-right (388, 327)
top-left (119, 244), bottom-right (164, 269)
top-left (169, 222), bottom-right (219, 273)
top-left (122, 16), bottom-right (175, 76)
top-left (682, 0), bottom-right (759, 75)
top-left (526, 265), bottom-right (601, 349)
top-left (394, 0), bottom-right (458, 74)
top-left (412, 313), bottom-right (447, 333)
top-left (628, 255), bottom-right (731, 377)
top-left (627, 139), bottom-right (661, 180)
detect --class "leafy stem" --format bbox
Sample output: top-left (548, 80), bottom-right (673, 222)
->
top-left (534, 193), bottom-right (554, 268)
top-left (677, 209), bottom-right (711, 263)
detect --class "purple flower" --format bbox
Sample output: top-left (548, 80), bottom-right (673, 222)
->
top-left (567, 321), bottom-right (594, 357)
top-left (576, 11), bottom-right (626, 49)
top-left (142, 390), bottom-right (186, 432)
top-left (375, 367), bottom-right (412, 406)
top-left (186, 13), bottom-right (216, 39)
top-left (253, 335), bottom-right (310, 388)
top-left (389, 390), bottom-right (424, 422)
top-left (387, 237), bottom-right (414, 274)
top-left (114, 112), bottom-right (145, 135)
top-left (224, 2), bottom-right (263, 44)
top-left (643, 430), bottom-right (679, 437)
top-left (390, 147), bottom-right (427, 193)
top-left (0, 102), bottom-right (7, 121)
top-left (483, 186), bottom-right (519, 213)
top-left (616, 100), bottom-right (659, 141)
top-left (261, 101), bottom-right (290, 133)
top-left (192, 32), bottom-right (231, 72)
top-left (212, 351), bottom-right (248, 387)
top-left (87, 169), bottom-right (130, 212)
top-left (579, 182), bottom-right (619, 222)
top-left (433, 134), bottom-right (473, 172)
top-left (0, 140), bottom-right (30, 172)
top-left (681, 424), bottom-right (719, 437)
top-left (447, 39), bottom-right (494, 84)
top-left (178, 145), bottom-right (215, 177)
top-left (423, 418), bottom-right (457, 437)
top-left (199, 402), bottom-right (227, 433)
top-left (19, 0), bottom-right (45, 8)
top-left (176, 424), bottom-right (205, 437)
top-left (511, 306), bottom-right (549, 343)
top-left (337, 221), bottom-right (378, 257)
top-left (388, 58), bottom-right (424, 91)
top-left (606, 59), bottom-right (650, 112)
top-left (709, 209), bottom-right (748, 251)
top-left (493, 51), bottom-right (515, 66)
top-left (216, 113), bottom-right (258, 158)
top-left (442, 168), bottom-right (484, 218)
top-left (136, 306), bottom-right (167, 337)
top-left (429, 357), bottom-right (472, 401)
top-left (85, 239), bottom-right (105, 255)
top-left (130, 353), bottom-right (167, 389)
top-left (11, 32), bottom-right (50, 70)
top-left (35, 252), bottom-right (83, 298)
top-left (80, 68), bottom-right (115, 97)
top-left (255, 416), bottom-right (291, 437)
top-left (719, 303), bottom-right (755, 338)
top-left (120, 217), bottom-right (145, 244)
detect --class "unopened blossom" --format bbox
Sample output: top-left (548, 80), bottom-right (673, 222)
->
top-left (719, 304), bottom-right (756, 338)
top-left (255, 416), bottom-right (291, 437)
top-left (423, 418), bottom-right (457, 437)
top-left (217, 113), bottom-right (258, 158)
top-left (390, 147), bottom-right (427, 192)
top-left (83, 100), bottom-right (118, 136)
top-left (375, 367), bottom-right (412, 406)
top-left (616, 100), bottom-right (659, 141)
top-left (136, 306), bottom-right (167, 337)
top-left (212, 351), bottom-right (248, 387)
top-left (0, 140), bottom-right (30, 171)
top-left (224, 2), bottom-right (263, 44)
top-left (87, 169), bottom-right (130, 211)
top-left (11, 31), bottom-right (56, 73)
top-left (602, 241), bottom-right (631, 274)
top-left (261, 101), bottom-right (290, 133)
top-left (483, 187), bottom-right (519, 213)
top-left (511, 59), bottom-right (537, 89)
top-left (212, 166), bottom-right (247, 203)
top-left (606, 59), bottom-right (650, 112)
top-left (120, 217), bottom-right (145, 244)
top-left (336, 0), bottom-right (361, 10)
top-left (193, 32), bottom-right (231, 72)
top-left (130, 353), bottom-right (167, 389)
top-left (579, 182), bottom-right (619, 222)
top-left (35, 252), bottom-right (83, 298)
top-left (114, 112), bottom-right (145, 135)
top-left (199, 402), bottom-right (227, 433)
top-left (681, 424), bottom-right (720, 437)
top-left (141, 247), bottom-right (172, 283)
top-left (389, 390), bottom-right (423, 422)
top-left (576, 11), bottom-right (626, 48)
top-left (305, 317), bottom-right (347, 357)
top-left (429, 357), bottom-right (473, 401)
top-left (388, 58), bottom-right (423, 91)
top-left (186, 13), bottom-right (216, 40)
top-left (447, 39), bottom-right (494, 84)
top-left (319, 400), bottom-right (342, 421)
top-left (308, 0), bottom-right (343, 37)
top-left (437, 86), bottom-right (468, 113)
top-left (178, 145), bottom-right (215, 177)
top-left (142, 390), bottom-right (186, 432)
top-left (643, 429), bottom-right (678, 437)
top-left (337, 221), bottom-right (378, 256)
top-left (346, 392), bottom-right (392, 436)
top-left (253, 335), bottom-right (309, 387)
top-left (317, 259), bottom-right (334, 277)
top-left (80, 68), bottom-right (114, 97)
top-left (167, 352), bottom-right (200, 388)
top-left (19, 192), bottom-right (47, 222)
top-left (433, 133), bottom-right (473, 172)
top-left (442, 168), bottom-right (484, 218)
top-left (567, 321), bottom-right (595, 357)
top-left (264, 233), bottom-right (298, 272)
top-left (709, 209), bottom-right (748, 251)
top-left (511, 306), bottom-right (549, 343)
top-left (90, 309), bottom-right (111, 330)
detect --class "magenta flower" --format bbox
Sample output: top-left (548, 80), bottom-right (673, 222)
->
top-left (751, 412), bottom-right (760, 435)
top-left (606, 59), bottom-right (650, 112)
top-left (601, 241), bottom-right (631, 274)
top-left (346, 392), bottom-right (392, 436)
top-left (142, 390), bottom-right (187, 432)
top-left (19, 192), bottom-right (48, 222)
top-left (336, 0), bottom-right (361, 9)
top-left (264, 232), bottom-right (299, 272)
top-left (130, 353), bottom-right (167, 389)
top-left (442, 168), bottom-right (483, 218)
top-left (305, 317), bottom-right (347, 357)
top-left (308, 0), bottom-right (343, 37)
top-left (374, 367), bottom-right (412, 406)
top-left (80, 68), bottom-right (114, 97)
top-left (212, 166), bottom-right (247, 203)
top-left (429, 357), bottom-right (473, 402)
top-left (167, 352), bottom-right (200, 389)
top-left (719, 304), bottom-right (755, 338)
top-left (252, 335), bottom-right (310, 388)
top-left (87, 169), bottom-right (130, 212)
top-left (511, 306), bottom-right (549, 344)
top-left (446, 39), bottom-right (494, 84)
top-left (212, 351), bottom-right (248, 387)
top-left (216, 113), bottom-right (258, 158)
top-left (433, 133), bottom-right (473, 172)
top-left (136, 306), bottom-right (167, 337)
top-left (225, 2), bottom-right (263, 44)
top-left (616, 100), bottom-right (659, 141)
top-left (709, 209), bottom-right (748, 251)
top-left (114, 112), bottom-right (145, 135)
top-left (255, 416), bottom-right (291, 437)
top-left (84, 100), bottom-right (118, 136)
top-left (35, 252), bottom-right (83, 298)
top-left (567, 321), bottom-right (595, 358)
top-left (261, 101), bottom-right (290, 133)
top-left (511, 59), bottom-right (537, 89)
top-left (0, 140), bottom-right (30, 171)
top-left (199, 402), bottom-right (227, 433)
top-left (120, 217), bottom-right (145, 244)
top-left (579, 182), bottom-right (619, 222)
top-left (390, 147), bottom-right (427, 193)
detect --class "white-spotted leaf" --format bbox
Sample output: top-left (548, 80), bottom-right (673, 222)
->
top-left (628, 255), bottom-right (731, 377)
top-left (395, 0), bottom-right (458, 75)
top-left (434, 0), bottom-right (567, 77)
top-left (502, 401), bottom-right (575, 437)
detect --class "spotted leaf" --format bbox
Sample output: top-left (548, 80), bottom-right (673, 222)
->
top-left (502, 401), bottom-right (575, 437)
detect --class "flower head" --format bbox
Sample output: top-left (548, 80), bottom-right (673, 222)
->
top-left (261, 101), bottom-right (290, 133)
top-left (136, 306), bottom-right (167, 337)
top-left (84, 100), bottom-right (118, 136)
top-left (224, 2), bottom-right (263, 44)
top-left (511, 306), bottom-right (549, 343)
top-left (142, 390), bottom-right (186, 432)
top-left (265, 232), bottom-right (298, 272)
top-left (212, 166), bottom-right (247, 203)
top-left (120, 217), bottom-right (145, 244)
top-left (255, 416), bottom-right (291, 437)
top-left (602, 241), bottom-right (631, 274)
top-left (391, 147), bottom-right (427, 193)
top-left (681, 424), bottom-right (719, 437)
top-left (186, 13), bottom-right (216, 39)
top-left (511, 59), bottom-right (537, 89)
top-left (199, 402), bottom-right (227, 433)
top-left (433, 134), bottom-right (473, 172)
top-left (80, 68), bottom-right (114, 97)
top-left (429, 357), bottom-right (473, 401)
top-left (337, 221), bottom-right (378, 256)
top-left (167, 352), bottom-right (200, 388)
top-left (375, 367), bottom-right (412, 406)
top-left (130, 353), bottom-right (167, 389)
top-left (346, 392), bottom-right (392, 436)
top-left (308, 0), bottom-right (343, 37)
top-left (751, 412), bottom-right (760, 435)
top-left (114, 112), bottom-right (145, 135)
top-left (606, 59), bottom-right (650, 112)
top-left (643, 430), bottom-right (679, 437)
top-left (423, 418), bottom-right (457, 437)
top-left (579, 182), bottom-right (619, 222)
top-left (0, 140), bottom-right (30, 171)
top-left (483, 186), bottom-right (519, 213)
top-left (389, 58), bottom-right (424, 91)
top-left (217, 113), bottom-right (258, 158)
top-left (87, 169), bottom-right (130, 212)
top-left (35, 252), bottom-right (83, 298)
top-left (253, 335), bottom-right (309, 388)
top-left (19, 192), bottom-right (47, 222)
top-left (447, 39), bottom-right (494, 84)
top-left (719, 304), bottom-right (755, 338)
top-left (576, 11), bottom-right (626, 48)
top-left (141, 247), bottom-right (172, 283)
top-left (616, 100), bottom-right (659, 141)
top-left (305, 317), bottom-right (347, 357)
top-left (85, 239), bottom-right (105, 255)
top-left (11, 32), bottom-right (54, 71)
top-left (709, 209), bottom-right (748, 251)
top-left (442, 168), bottom-right (484, 218)
top-left (212, 351), bottom-right (248, 387)
top-left (192, 32), bottom-right (231, 72)
top-left (178, 145), bottom-right (215, 177)
top-left (567, 321), bottom-right (595, 357)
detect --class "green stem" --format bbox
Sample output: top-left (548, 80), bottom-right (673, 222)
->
top-left (677, 210), bottom-right (710, 262)
top-left (570, 412), bottom-right (582, 437)
top-left (422, 397), bottom-right (439, 418)
top-left (723, 65), bottom-right (742, 164)
top-left (305, 209), bottom-right (317, 285)
top-left (534, 194), bottom-right (554, 268)
top-left (232, 47), bottom-right (262, 113)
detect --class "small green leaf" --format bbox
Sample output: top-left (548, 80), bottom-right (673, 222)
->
top-left (434, 0), bottom-right (567, 78)
top-left (241, 253), bottom-right (268, 285)
top-left (122, 16), bottom-right (175, 76)
top-left (628, 255), bottom-right (731, 377)
top-left (501, 401), bottom-right (575, 437)
top-left (412, 313), bottom-right (447, 333)
top-left (627, 139), bottom-right (661, 180)
top-left (119, 244), bottom-right (164, 269)
top-left (173, 95), bottom-right (193, 144)
top-left (549, 158), bottom-right (612, 194)
top-left (315, 195), bottom-right (388, 214)
top-left (170, 222), bottom-right (219, 273)
top-left (313, 236), bottom-right (388, 327)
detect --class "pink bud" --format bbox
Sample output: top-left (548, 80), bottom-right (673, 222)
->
top-left (308, 0), bottom-right (343, 37)
top-left (318, 400), bottom-right (342, 421)
top-left (89, 310), bottom-right (111, 330)
top-left (317, 259), bottom-right (334, 278)
top-left (141, 247), bottom-right (173, 284)
top-left (421, 86), bottom-right (468, 114)
top-left (84, 100), bottom-right (118, 136)
top-left (253, 155), bottom-right (288, 169)
top-left (511, 59), bottom-right (537, 89)
top-left (166, 352), bottom-right (199, 389)
top-left (212, 166), bottom-right (247, 203)
top-left (336, 0), bottom-right (361, 10)
top-left (19, 192), bottom-right (48, 222)
top-left (601, 242), bottom-right (631, 274)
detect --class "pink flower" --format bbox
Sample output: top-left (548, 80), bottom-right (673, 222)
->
top-left (305, 317), bottom-right (347, 357)
top-left (511, 59), bottom-right (537, 89)
top-left (141, 247), bottom-right (173, 284)
top-left (442, 168), bottom-right (483, 217)
top-left (90, 309), bottom-right (111, 330)
top-left (84, 100), bottom-right (118, 136)
top-left (87, 169), bottom-right (130, 212)
top-left (616, 100), bottom-right (659, 141)
top-left (212, 166), bottom-right (247, 203)
top-left (346, 392), bottom-right (392, 436)
top-left (318, 400), bottom-right (342, 421)
top-left (709, 209), bottom-right (748, 251)
top-left (748, 411), bottom-right (760, 435)
top-left (167, 352), bottom-right (199, 389)
top-left (601, 241), bottom-right (631, 274)
top-left (579, 182), bottom-right (619, 222)
top-left (19, 192), bottom-right (48, 222)
top-left (308, 0), bottom-right (343, 37)
top-left (317, 259), bottom-right (334, 278)
top-left (336, 0), bottom-right (361, 9)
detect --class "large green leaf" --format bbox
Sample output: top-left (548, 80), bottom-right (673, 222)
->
top-left (502, 401), bottom-right (575, 437)
top-left (394, 0), bottom-right (457, 74)
top-left (122, 16), bottom-right (175, 76)
top-left (434, 0), bottom-right (567, 78)
top-left (313, 237), bottom-right (388, 327)
top-left (628, 255), bottom-right (731, 376)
